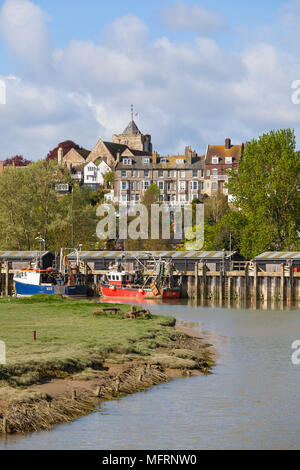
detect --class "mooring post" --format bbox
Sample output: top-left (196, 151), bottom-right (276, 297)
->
top-left (194, 263), bottom-right (199, 299)
top-left (288, 262), bottom-right (294, 303)
top-left (202, 263), bottom-right (207, 301)
top-left (253, 262), bottom-right (258, 302)
top-left (281, 264), bottom-right (285, 301)
top-left (32, 330), bottom-right (37, 341)
top-left (245, 263), bottom-right (249, 300)
top-left (5, 262), bottom-right (9, 297)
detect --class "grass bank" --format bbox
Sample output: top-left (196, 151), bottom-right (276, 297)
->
top-left (0, 296), bottom-right (214, 434)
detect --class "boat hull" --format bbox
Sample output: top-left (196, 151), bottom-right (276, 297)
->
top-left (14, 281), bottom-right (87, 298)
top-left (100, 283), bottom-right (180, 299)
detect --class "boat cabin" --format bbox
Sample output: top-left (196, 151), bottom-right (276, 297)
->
top-left (105, 271), bottom-right (132, 287)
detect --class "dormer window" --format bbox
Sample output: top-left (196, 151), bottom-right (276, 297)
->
top-left (225, 157), bottom-right (233, 164)
top-left (160, 158), bottom-right (167, 164)
top-left (123, 158), bottom-right (132, 165)
top-left (176, 159), bottom-right (185, 164)
top-left (143, 157), bottom-right (150, 164)
top-left (212, 157), bottom-right (219, 164)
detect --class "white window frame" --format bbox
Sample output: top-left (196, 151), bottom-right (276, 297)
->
top-left (212, 156), bottom-right (219, 164)
top-left (225, 157), bottom-right (233, 164)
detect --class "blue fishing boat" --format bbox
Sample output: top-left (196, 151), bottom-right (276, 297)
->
top-left (13, 267), bottom-right (87, 297)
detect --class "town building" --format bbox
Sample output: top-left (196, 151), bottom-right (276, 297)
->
top-left (114, 146), bottom-right (205, 205)
top-left (204, 138), bottom-right (244, 198)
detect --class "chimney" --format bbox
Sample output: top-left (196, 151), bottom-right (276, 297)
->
top-left (153, 151), bottom-right (158, 165)
top-left (185, 146), bottom-right (192, 164)
top-left (116, 152), bottom-right (120, 163)
top-left (225, 138), bottom-right (231, 150)
top-left (58, 147), bottom-right (63, 164)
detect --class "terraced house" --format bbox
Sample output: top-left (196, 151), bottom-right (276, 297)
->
top-left (114, 146), bottom-right (205, 205)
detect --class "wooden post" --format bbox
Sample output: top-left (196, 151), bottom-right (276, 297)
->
top-left (280, 264), bottom-right (285, 301)
top-left (219, 271), bottom-right (223, 302)
top-left (253, 262), bottom-right (258, 301)
top-left (2, 418), bottom-right (8, 434)
top-left (202, 263), bottom-right (207, 301)
top-left (5, 262), bottom-right (9, 297)
top-left (95, 386), bottom-right (101, 397)
top-left (72, 390), bottom-right (77, 400)
top-left (288, 263), bottom-right (294, 302)
top-left (194, 263), bottom-right (199, 299)
top-left (245, 263), bottom-right (249, 300)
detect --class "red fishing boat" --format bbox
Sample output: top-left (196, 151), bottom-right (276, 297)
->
top-left (100, 258), bottom-right (181, 299)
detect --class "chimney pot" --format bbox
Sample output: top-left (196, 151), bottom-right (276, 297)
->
top-left (225, 138), bottom-right (231, 150)
top-left (58, 147), bottom-right (63, 164)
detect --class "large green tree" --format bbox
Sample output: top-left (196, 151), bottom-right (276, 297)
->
top-left (227, 128), bottom-right (300, 257)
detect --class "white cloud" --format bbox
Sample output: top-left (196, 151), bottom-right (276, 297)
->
top-left (1, 0), bottom-right (300, 160)
top-left (0, 0), bottom-right (52, 71)
top-left (160, 1), bottom-right (224, 33)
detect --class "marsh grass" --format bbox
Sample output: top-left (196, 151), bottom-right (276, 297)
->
top-left (0, 296), bottom-right (176, 384)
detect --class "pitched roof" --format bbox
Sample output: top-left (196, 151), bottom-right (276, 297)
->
top-left (122, 119), bottom-right (141, 136)
top-left (76, 149), bottom-right (91, 159)
top-left (115, 154), bottom-right (204, 170)
top-left (205, 144), bottom-right (243, 164)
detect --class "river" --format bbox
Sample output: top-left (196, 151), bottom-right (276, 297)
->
top-left (1, 300), bottom-right (300, 450)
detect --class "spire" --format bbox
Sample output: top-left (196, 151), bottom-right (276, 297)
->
top-left (123, 105), bottom-right (141, 136)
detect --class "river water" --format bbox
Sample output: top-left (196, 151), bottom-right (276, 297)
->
top-left (1, 300), bottom-right (300, 450)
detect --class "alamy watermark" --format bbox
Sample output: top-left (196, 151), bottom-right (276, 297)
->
top-left (0, 341), bottom-right (6, 365)
top-left (96, 203), bottom-right (204, 250)
top-left (0, 79), bottom-right (6, 105)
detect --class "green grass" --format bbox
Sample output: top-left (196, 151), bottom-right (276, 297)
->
top-left (0, 296), bottom-right (175, 370)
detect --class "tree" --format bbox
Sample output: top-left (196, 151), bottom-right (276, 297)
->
top-left (227, 128), bottom-right (300, 257)
top-left (46, 140), bottom-right (81, 161)
top-left (104, 170), bottom-right (114, 188)
top-left (4, 155), bottom-right (31, 167)
top-left (0, 160), bottom-right (98, 251)
top-left (126, 184), bottom-right (173, 251)
top-left (204, 191), bottom-right (229, 225)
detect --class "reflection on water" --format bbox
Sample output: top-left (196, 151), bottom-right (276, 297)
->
top-left (1, 300), bottom-right (300, 450)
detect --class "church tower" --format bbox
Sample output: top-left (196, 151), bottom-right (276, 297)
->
top-left (112, 106), bottom-right (152, 154)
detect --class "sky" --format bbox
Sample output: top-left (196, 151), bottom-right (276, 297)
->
top-left (0, 0), bottom-right (300, 160)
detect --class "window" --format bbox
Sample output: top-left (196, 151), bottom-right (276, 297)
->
top-left (136, 181), bottom-right (139, 190)
top-left (225, 157), bottom-right (233, 164)
top-left (158, 181), bottom-right (164, 190)
top-left (212, 168), bottom-right (218, 178)
top-left (88, 166), bottom-right (94, 172)
top-left (136, 194), bottom-right (140, 201)
top-left (144, 170), bottom-right (149, 177)
top-left (130, 194), bottom-right (135, 201)
top-left (212, 182), bottom-right (217, 191)
top-left (131, 170), bottom-right (135, 177)
top-left (158, 170), bottom-right (164, 178)
top-left (121, 194), bottom-right (127, 202)
top-left (207, 170), bottom-right (210, 176)
top-left (160, 158), bottom-right (167, 164)
top-left (176, 159), bottom-right (184, 164)
top-left (143, 158), bottom-right (150, 164)
top-left (212, 157), bottom-right (219, 164)
top-left (180, 170), bottom-right (185, 178)
top-left (121, 170), bottom-right (126, 178)
top-left (167, 170), bottom-right (171, 178)
top-left (142, 181), bottom-right (150, 190)
top-left (191, 181), bottom-right (198, 191)
top-left (201, 182), bottom-right (204, 190)
top-left (192, 170), bottom-right (198, 178)
top-left (201, 169), bottom-right (204, 178)
top-left (120, 181), bottom-right (128, 190)
top-left (179, 181), bottom-right (186, 190)
top-left (123, 158), bottom-right (132, 165)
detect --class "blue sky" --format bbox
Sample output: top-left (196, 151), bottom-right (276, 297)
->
top-left (0, 0), bottom-right (300, 159)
